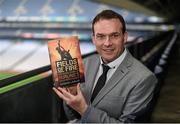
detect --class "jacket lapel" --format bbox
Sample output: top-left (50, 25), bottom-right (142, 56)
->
top-left (92, 50), bottom-right (133, 106)
top-left (84, 55), bottom-right (100, 103)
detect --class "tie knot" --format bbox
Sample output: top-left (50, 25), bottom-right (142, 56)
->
top-left (102, 64), bottom-right (110, 73)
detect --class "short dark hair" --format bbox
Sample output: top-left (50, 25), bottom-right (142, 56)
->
top-left (92, 10), bottom-right (126, 34)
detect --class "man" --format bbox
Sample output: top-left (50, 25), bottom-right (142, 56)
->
top-left (53, 10), bottom-right (157, 123)
top-left (56, 40), bottom-right (72, 60)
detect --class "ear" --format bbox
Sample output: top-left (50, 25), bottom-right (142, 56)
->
top-left (123, 31), bottom-right (128, 44)
top-left (91, 33), bottom-right (95, 44)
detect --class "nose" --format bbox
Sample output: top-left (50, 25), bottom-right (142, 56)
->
top-left (104, 36), bottom-right (112, 46)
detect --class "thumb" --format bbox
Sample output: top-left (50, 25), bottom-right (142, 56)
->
top-left (77, 83), bottom-right (81, 94)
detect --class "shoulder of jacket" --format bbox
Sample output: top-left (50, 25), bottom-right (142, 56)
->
top-left (83, 54), bottom-right (99, 63)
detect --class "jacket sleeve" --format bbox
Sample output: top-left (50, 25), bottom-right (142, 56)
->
top-left (63, 101), bottom-right (81, 121)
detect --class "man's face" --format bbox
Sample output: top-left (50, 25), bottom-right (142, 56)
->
top-left (92, 19), bottom-right (128, 64)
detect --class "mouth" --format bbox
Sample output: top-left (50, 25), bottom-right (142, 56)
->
top-left (103, 49), bottom-right (114, 52)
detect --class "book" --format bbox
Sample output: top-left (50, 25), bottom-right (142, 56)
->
top-left (48, 36), bottom-right (85, 89)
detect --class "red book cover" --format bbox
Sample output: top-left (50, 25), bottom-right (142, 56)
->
top-left (48, 36), bottom-right (85, 88)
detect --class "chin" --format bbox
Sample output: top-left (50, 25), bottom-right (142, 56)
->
top-left (103, 57), bottom-right (114, 63)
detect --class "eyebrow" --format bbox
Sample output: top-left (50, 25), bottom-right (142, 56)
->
top-left (96, 33), bottom-right (105, 36)
top-left (96, 32), bottom-right (121, 35)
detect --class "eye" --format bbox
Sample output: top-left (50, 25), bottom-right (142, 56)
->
top-left (96, 34), bottom-right (106, 40)
top-left (111, 33), bottom-right (120, 38)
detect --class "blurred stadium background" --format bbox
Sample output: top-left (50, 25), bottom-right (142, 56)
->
top-left (0, 0), bottom-right (174, 77)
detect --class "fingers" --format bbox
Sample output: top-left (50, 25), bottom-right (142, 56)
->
top-left (53, 84), bottom-right (83, 102)
top-left (53, 85), bottom-right (87, 115)
top-left (58, 87), bottom-right (74, 98)
top-left (66, 87), bottom-right (70, 92)
top-left (52, 87), bottom-right (69, 101)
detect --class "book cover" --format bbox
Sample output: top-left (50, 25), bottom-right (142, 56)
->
top-left (48, 36), bottom-right (85, 88)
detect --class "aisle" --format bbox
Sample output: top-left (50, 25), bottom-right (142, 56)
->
top-left (151, 36), bottom-right (180, 122)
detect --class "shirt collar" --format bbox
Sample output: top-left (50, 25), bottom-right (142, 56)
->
top-left (100, 48), bottom-right (127, 69)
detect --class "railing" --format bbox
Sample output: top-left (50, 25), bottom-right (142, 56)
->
top-left (0, 30), bottom-right (177, 122)
top-left (0, 51), bottom-right (97, 122)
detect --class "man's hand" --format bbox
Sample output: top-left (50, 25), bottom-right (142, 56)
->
top-left (53, 83), bottom-right (88, 116)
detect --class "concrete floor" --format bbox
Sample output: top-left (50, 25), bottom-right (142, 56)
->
top-left (151, 37), bottom-right (180, 122)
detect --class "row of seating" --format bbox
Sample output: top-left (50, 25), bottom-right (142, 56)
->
top-left (0, 0), bottom-right (143, 23)
top-left (154, 32), bottom-right (177, 80)
top-left (126, 30), bottom-right (177, 122)
top-left (152, 32), bottom-right (178, 110)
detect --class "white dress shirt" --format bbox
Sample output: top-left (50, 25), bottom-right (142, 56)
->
top-left (92, 48), bottom-right (127, 91)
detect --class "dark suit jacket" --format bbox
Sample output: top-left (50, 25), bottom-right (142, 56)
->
top-left (64, 49), bottom-right (157, 123)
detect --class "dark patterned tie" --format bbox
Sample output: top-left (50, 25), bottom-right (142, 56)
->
top-left (91, 64), bottom-right (110, 102)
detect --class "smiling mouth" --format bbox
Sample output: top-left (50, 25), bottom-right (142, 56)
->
top-left (103, 49), bottom-right (114, 52)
